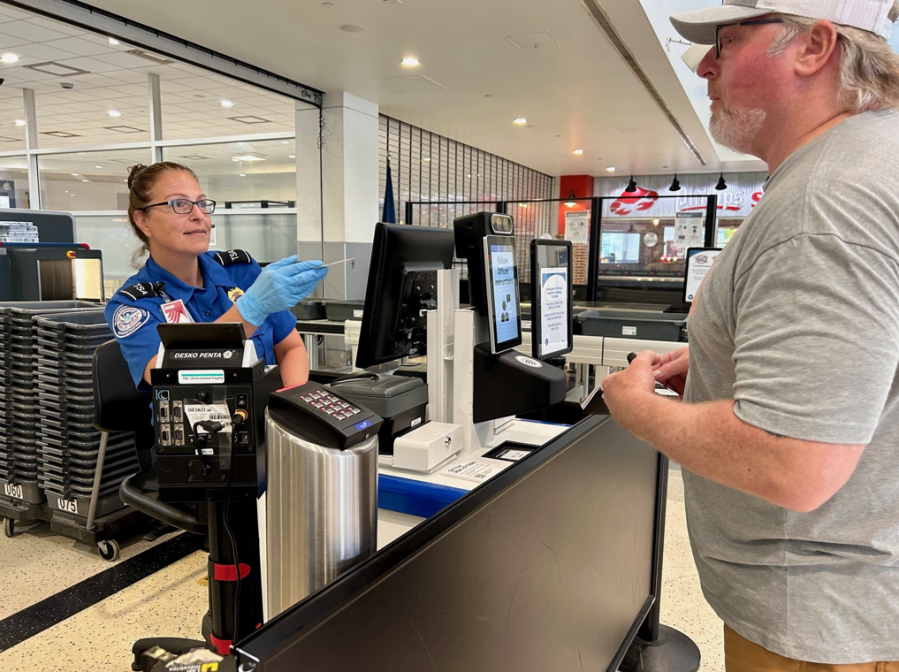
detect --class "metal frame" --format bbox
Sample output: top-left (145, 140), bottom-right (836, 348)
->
top-left (5, 0), bottom-right (324, 107)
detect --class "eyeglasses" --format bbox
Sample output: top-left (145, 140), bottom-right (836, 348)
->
top-left (715, 17), bottom-right (783, 59)
top-left (141, 198), bottom-right (216, 215)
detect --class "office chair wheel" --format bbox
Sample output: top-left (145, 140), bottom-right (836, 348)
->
top-left (3, 517), bottom-right (13, 538)
top-left (98, 538), bottom-right (120, 562)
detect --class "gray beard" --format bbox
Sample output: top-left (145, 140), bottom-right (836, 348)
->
top-left (709, 105), bottom-right (767, 155)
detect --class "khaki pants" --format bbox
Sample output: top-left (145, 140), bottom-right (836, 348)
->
top-left (725, 625), bottom-right (899, 672)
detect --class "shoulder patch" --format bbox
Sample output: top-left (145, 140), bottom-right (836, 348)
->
top-left (213, 249), bottom-right (252, 266)
top-left (113, 304), bottom-right (151, 339)
top-left (119, 281), bottom-right (165, 301)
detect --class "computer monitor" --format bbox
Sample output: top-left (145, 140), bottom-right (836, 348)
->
top-left (355, 223), bottom-right (456, 369)
top-left (483, 235), bottom-right (522, 354)
top-left (531, 240), bottom-right (573, 360)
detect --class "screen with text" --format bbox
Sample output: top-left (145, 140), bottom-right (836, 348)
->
top-left (490, 243), bottom-right (519, 346)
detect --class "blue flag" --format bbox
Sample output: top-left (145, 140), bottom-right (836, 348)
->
top-left (382, 159), bottom-right (396, 223)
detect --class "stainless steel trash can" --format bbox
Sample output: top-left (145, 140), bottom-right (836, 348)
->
top-left (263, 407), bottom-right (378, 619)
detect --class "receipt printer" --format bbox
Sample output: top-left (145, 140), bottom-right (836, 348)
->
top-left (327, 373), bottom-right (428, 455)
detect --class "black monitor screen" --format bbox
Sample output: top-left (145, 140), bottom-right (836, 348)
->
top-left (531, 240), bottom-right (573, 360)
top-left (483, 235), bottom-right (522, 353)
top-left (356, 223), bottom-right (455, 368)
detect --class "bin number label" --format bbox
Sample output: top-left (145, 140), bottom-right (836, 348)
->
top-left (55, 498), bottom-right (78, 514)
top-left (4, 483), bottom-right (23, 500)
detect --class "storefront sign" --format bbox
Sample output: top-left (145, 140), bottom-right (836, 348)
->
top-left (596, 173), bottom-right (767, 218)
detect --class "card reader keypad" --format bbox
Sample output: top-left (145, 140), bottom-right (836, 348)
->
top-left (300, 389), bottom-right (362, 421)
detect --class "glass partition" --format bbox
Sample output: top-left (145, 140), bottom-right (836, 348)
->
top-left (211, 212), bottom-right (297, 264)
top-left (163, 140), bottom-right (296, 209)
top-left (38, 148), bottom-right (152, 211)
top-left (0, 155), bottom-right (29, 208)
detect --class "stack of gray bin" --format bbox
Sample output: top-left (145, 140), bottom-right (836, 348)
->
top-left (0, 301), bottom-right (96, 506)
top-left (35, 310), bottom-right (140, 520)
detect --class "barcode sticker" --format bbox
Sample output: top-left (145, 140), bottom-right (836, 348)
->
top-left (184, 403), bottom-right (233, 434)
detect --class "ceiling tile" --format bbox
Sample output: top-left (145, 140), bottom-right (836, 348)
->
top-left (0, 20), bottom-right (70, 43)
top-left (43, 37), bottom-right (113, 57)
top-left (26, 17), bottom-right (83, 37)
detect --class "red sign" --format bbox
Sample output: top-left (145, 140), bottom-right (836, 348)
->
top-left (161, 299), bottom-right (194, 324)
top-left (609, 186), bottom-right (659, 216)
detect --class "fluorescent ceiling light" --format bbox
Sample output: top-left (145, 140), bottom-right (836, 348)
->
top-left (573, 149), bottom-right (584, 155)
top-left (108, 38), bottom-right (120, 45)
top-left (232, 155), bottom-right (265, 162)
top-left (281, 140), bottom-right (289, 144)
top-left (422, 157), bottom-right (430, 162)
top-left (0, 53), bottom-right (19, 64)
top-left (513, 118), bottom-right (527, 125)
top-left (72, 173), bottom-right (79, 176)
top-left (220, 99), bottom-right (234, 108)
top-left (13, 119), bottom-right (25, 126)
top-left (288, 154), bottom-right (296, 158)
top-left (108, 110), bottom-right (122, 117)
top-left (239, 173), bottom-right (246, 177)
top-left (82, 179), bottom-right (88, 182)
top-left (606, 166), bottom-right (616, 172)
top-left (402, 57), bottom-right (420, 66)
top-left (95, 165), bottom-right (102, 168)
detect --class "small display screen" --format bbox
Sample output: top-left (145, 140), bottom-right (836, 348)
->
top-left (486, 238), bottom-right (522, 352)
top-left (533, 242), bottom-right (572, 359)
top-left (683, 248), bottom-right (723, 304)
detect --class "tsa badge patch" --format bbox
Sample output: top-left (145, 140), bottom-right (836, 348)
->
top-left (228, 287), bottom-right (245, 303)
top-left (113, 304), bottom-right (151, 339)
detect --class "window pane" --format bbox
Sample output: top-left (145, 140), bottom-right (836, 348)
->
top-left (163, 140), bottom-right (297, 208)
top-left (0, 155), bottom-right (29, 208)
top-left (38, 148), bottom-right (152, 211)
top-left (212, 213), bottom-right (297, 264)
top-left (0, 89), bottom-right (26, 151)
top-left (74, 213), bottom-right (140, 294)
top-left (161, 65), bottom-right (296, 140)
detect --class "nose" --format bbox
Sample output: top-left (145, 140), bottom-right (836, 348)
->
top-left (187, 202), bottom-right (205, 221)
top-left (697, 46), bottom-right (718, 80)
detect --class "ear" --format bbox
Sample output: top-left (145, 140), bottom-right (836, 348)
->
top-left (133, 209), bottom-right (153, 240)
top-left (794, 20), bottom-right (839, 77)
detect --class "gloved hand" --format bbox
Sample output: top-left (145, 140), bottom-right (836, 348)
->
top-left (236, 256), bottom-right (328, 326)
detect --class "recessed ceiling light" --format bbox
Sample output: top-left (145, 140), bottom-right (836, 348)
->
top-left (340, 24), bottom-right (365, 32)
top-left (513, 118), bottom-right (527, 125)
top-left (402, 57), bottom-right (420, 66)
top-left (467, 174), bottom-right (471, 178)
top-left (25, 61), bottom-right (89, 76)
top-left (573, 149), bottom-right (584, 155)
top-left (288, 154), bottom-right (296, 158)
top-left (104, 125), bottom-right (144, 133)
top-left (232, 155), bottom-right (265, 162)
top-left (82, 179), bottom-right (88, 182)
top-left (41, 130), bottom-right (80, 138)
top-left (108, 38), bottom-right (120, 45)
top-left (220, 99), bottom-right (234, 108)
top-left (0, 53), bottom-right (19, 64)
top-left (72, 173), bottom-right (79, 176)
top-left (606, 166), bottom-right (616, 172)
top-left (422, 157), bottom-right (430, 162)
top-left (228, 115), bottom-right (271, 125)
top-left (13, 119), bottom-right (25, 126)
top-left (108, 110), bottom-right (122, 117)
top-left (95, 165), bottom-right (102, 168)
top-left (239, 173), bottom-right (246, 177)
top-left (281, 140), bottom-right (289, 144)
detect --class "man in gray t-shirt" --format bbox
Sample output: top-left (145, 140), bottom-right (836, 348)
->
top-left (601, 1), bottom-right (899, 669)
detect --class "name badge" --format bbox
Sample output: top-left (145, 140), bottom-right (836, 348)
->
top-left (161, 299), bottom-right (195, 324)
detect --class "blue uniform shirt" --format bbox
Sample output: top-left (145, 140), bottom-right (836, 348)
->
top-left (105, 250), bottom-right (297, 389)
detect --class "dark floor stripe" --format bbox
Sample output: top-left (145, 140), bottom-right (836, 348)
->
top-left (0, 532), bottom-right (203, 652)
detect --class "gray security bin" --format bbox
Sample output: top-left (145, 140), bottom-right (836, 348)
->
top-left (576, 308), bottom-right (687, 342)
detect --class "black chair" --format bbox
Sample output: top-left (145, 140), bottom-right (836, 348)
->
top-left (92, 340), bottom-right (206, 535)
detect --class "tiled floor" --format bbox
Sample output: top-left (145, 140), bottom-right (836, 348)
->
top-left (0, 465), bottom-right (724, 671)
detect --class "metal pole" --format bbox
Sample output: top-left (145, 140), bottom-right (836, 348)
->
top-left (704, 194), bottom-right (718, 248)
top-left (586, 197), bottom-right (602, 302)
top-left (86, 430), bottom-right (108, 531)
top-left (23, 88), bottom-right (41, 211)
top-left (148, 73), bottom-right (163, 163)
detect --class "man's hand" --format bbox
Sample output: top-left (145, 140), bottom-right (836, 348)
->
top-left (601, 350), bottom-right (664, 432)
top-left (653, 346), bottom-right (689, 397)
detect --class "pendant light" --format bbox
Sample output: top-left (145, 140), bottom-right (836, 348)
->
top-left (564, 189), bottom-right (577, 208)
top-left (715, 173), bottom-right (728, 190)
top-left (625, 176), bottom-right (638, 193)
top-left (669, 174), bottom-right (681, 192)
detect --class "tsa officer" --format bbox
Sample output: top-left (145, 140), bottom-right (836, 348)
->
top-left (105, 162), bottom-right (326, 390)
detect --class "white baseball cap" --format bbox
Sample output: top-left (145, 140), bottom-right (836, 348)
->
top-left (670, 0), bottom-right (895, 44)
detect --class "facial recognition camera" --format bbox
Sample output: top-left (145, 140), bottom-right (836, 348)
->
top-left (453, 212), bottom-right (522, 354)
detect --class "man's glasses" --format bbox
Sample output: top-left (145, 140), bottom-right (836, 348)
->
top-left (715, 18), bottom-right (783, 58)
top-left (141, 198), bottom-right (217, 215)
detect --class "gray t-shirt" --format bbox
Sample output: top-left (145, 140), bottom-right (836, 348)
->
top-left (684, 110), bottom-right (899, 664)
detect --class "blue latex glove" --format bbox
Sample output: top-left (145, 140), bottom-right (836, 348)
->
top-left (236, 256), bottom-right (328, 326)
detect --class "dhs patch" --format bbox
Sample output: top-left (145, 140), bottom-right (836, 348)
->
top-left (113, 304), bottom-right (151, 339)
